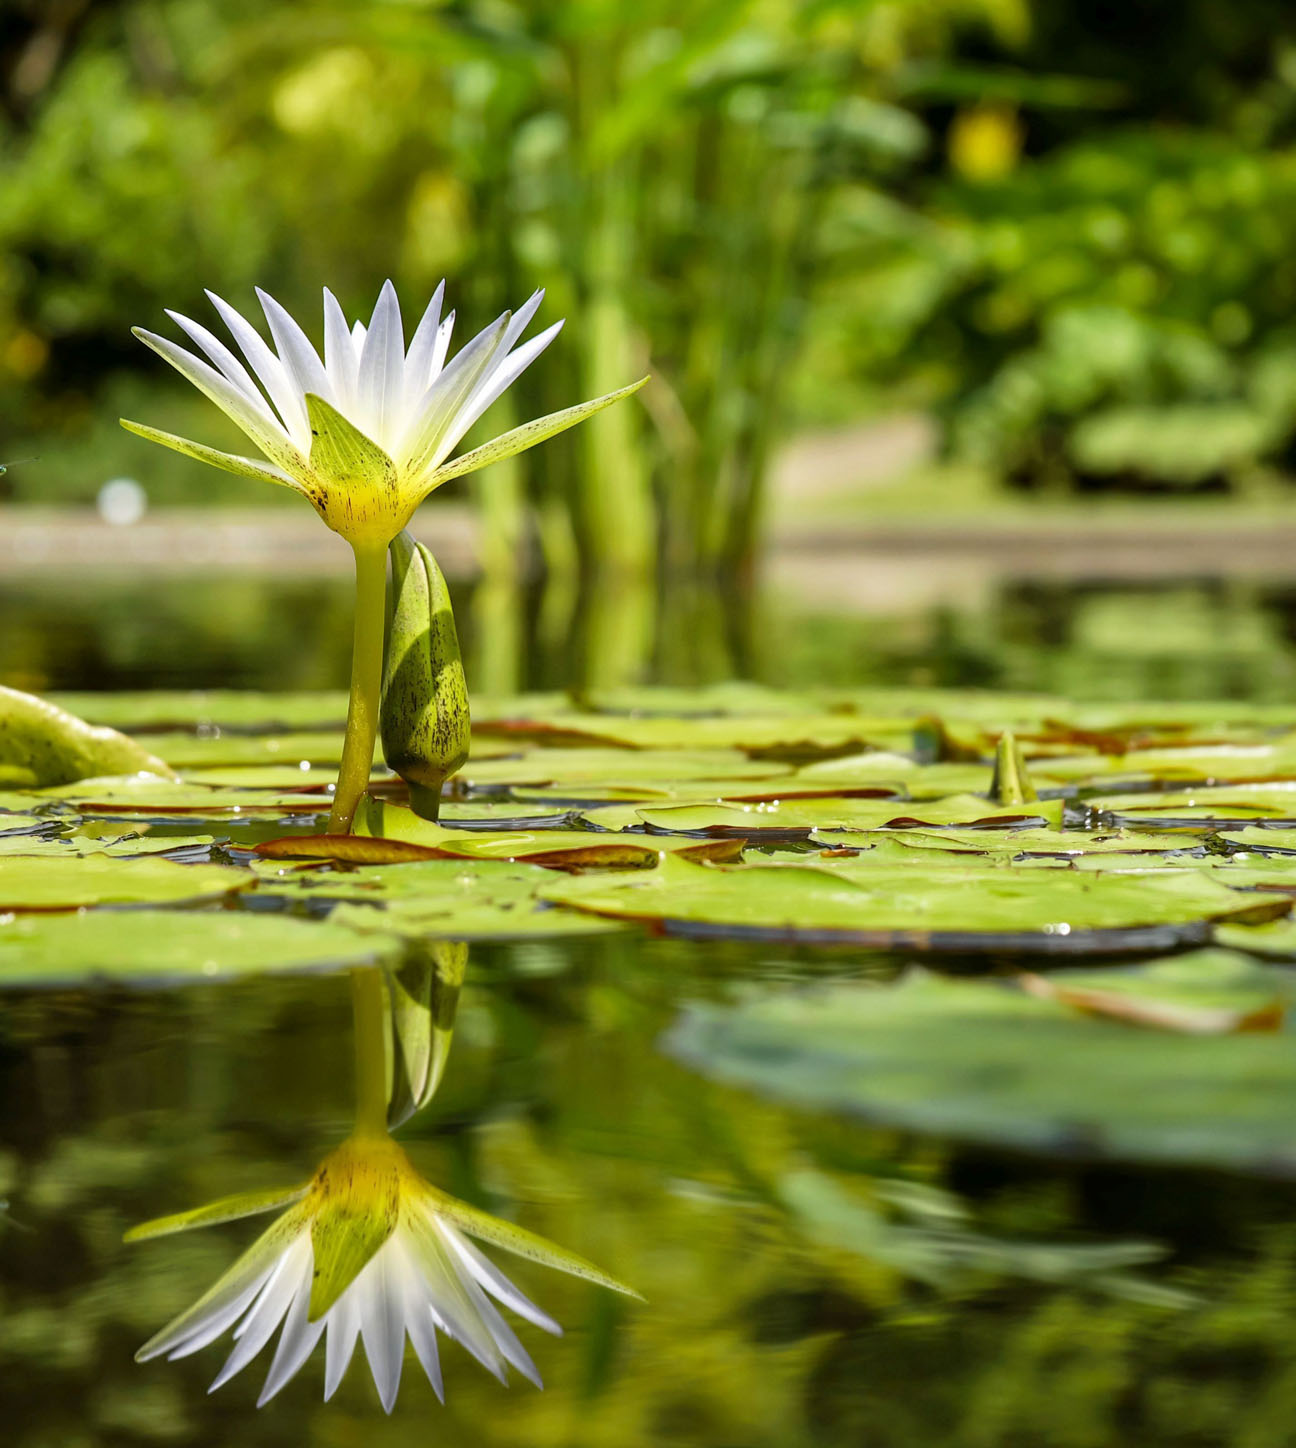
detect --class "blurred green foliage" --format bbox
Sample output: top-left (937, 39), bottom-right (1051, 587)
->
top-left (5, 0), bottom-right (1296, 559)
top-left (839, 3), bottom-right (1296, 491)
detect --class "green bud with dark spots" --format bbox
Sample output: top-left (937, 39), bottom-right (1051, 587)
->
top-left (379, 530), bottom-right (470, 821)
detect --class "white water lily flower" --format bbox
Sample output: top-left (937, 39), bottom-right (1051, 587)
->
top-left (123, 281), bottom-right (646, 547)
top-left (129, 1136), bottom-right (638, 1412)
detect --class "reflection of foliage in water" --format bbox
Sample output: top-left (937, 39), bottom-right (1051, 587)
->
top-left (0, 941), bottom-right (1294, 1441)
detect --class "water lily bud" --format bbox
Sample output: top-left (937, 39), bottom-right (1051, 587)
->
top-left (380, 531), bottom-right (470, 820)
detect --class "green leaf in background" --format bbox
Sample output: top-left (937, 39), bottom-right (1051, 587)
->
top-left (0, 909), bottom-right (401, 986)
top-left (25, 779), bottom-right (330, 818)
top-left (0, 855), bottom-right (254, 910)
top-left (541, 853), bottom-right (1283, 950)
top-left (664, 952), bottom-right (1296, 1176)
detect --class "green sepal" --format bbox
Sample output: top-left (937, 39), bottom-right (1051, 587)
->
top-left (428, 1188), bottom-right (644, 1300)
top-left (425, 376), bottom-right (649, 491)
top-left (307, 1174), bottom-right (400, 1320)
top-left (123, 1182), bottom-right (308, 1243)
top-left (304, 393), bottom-right (397, 489)
top-left (991, 731), bottom-right (1039, 806)
top-left (119, 419), bottom-right (303, 492)
top-left (379, 531), bottom-right (470, 818)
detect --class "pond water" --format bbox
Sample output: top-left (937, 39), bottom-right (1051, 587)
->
top-left (4, 567), bottom-right (1296, 1447)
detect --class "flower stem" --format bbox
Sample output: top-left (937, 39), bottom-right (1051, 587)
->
top-left (351, 968), bottom-right (389, 1139)
top-left (328, 542), bottom-right (388, 834)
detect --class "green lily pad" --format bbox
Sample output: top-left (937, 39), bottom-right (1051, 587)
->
top-left (458, 747), bottom-right (794, 793)
top-left (0, 815), bottom-right (45, 837)
top-left (589, 794), bottom-right (1063, 838)
top-left (0, 908), bottom-right (400, 986)
top-left (26, 778), bottom-right (330, 817)
top-left (0, 855), bottom-right (254, 910)
top-left (1091, 784), bottom-right (1296, 826)
top-left (48, 690), bottom-right (350, 732)
top-left (149, 732), bottom-right (350, 770)
top-left (350, 798), bottom-right (740, 866)
top-left (251, 856), bottom-right (625, 940)
top-left (1216, 917), bottom-right (1296, 957)
top-left (845, 826), bottom-right (1203, 859)
top-left (663, 952), bottom-right (1296, 1176)
top-left (0, 830), bottom-right (218, 859)
top-left (541, 853), bottom-right (1282, 950)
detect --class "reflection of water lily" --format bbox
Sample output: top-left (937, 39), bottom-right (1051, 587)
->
top-left (122, 283), bottom-right (646, 833)
top-left (130, 1134), bottom-right (637, 1411)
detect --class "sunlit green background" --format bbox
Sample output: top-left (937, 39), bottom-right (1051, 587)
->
top-left (7, 0), bottom-right (1296, 575)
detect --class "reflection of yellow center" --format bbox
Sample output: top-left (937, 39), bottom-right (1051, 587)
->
top-left (304, 1135), bottom-right (421, 1319)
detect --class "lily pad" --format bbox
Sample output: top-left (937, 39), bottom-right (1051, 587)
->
top-left (48, 690), bottom-right (350, 732)
top-left (540, 853), bottom-right (1282, 951)
top-left (251, 857), bottom-right (625, 940)
top-left (0, 830), bottom-right (219, 860)
top-left (458, 747), bottom-right (793, 793)
top-left (0, 908), bottom-right (400, 986)
top-left (0, 855), bottom-right (254, 910)
top-left (26, 778), bottom-right (331, 818)
top-left (663, 953), bottom-right (1296, 1176)
top-left (1091, 784), bottom-right (1296, 827)
top-left (582, 795), bottom-right (1062, 839)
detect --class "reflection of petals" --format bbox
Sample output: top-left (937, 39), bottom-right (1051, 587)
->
top-left (133, 1137), bottom-right (636, 1411)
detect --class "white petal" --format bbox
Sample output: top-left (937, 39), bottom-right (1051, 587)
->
top-left (476, 1295), bottom-right (543, 1389)
top-left (206, 290), bottom-right (311, 448)
top-left (164, 310), bottom-right (272, 414)
top-left (132, 329), bottom-right (303, 477)
top-left (401, 281), bottom-right (446, 415)
top-left (257, 288), bottom-right (333, 405)
top-left (135, 1213), bottom-right (305, 1363)
top-left (394, 312), bottom-right (510, 473)
top-left (209, 1236), bottom-right (308, 1392)
top-left (429, 311), bottom-right (455, 384)
top-left (497, 289), bottom-right (545, 360)
top-left (256, 1247), bottom-right (327, 1406)
top-left (404, 1212), bottom-right (507, 1381)
top-left (358, 1241), bottom-right (405, 1413)
top-left (436, 319), bottom-right (564, 461)
top-left (163, 1270), bottom-right (276, 1362)
top-left (356, 280), bottom-right (406, 449)
top-left (323, 1285), bottom-right (362, 1401)
top-left (351, 320), bottom-right (367, 350)
top-left (323, 289), bottom-right (360, 412)
top-left (442, 1224), bottom-right (561, 1336)
top-left (407, 1304), bottom-right (445, 1403)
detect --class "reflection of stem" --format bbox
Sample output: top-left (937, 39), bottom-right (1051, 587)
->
top-left (328, 543), bottom-right (387, 834)
top-left (351, 968), bottom-right (389, 1140)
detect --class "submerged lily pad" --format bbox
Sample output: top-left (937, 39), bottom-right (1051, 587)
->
top-left (541, 853), bottom-right (1281, 950)
top-left (0, 908), bottom-right (400, 985)
top-left (0, 855), bottom-right (253, 910)
top-left (664, 953), bottom-right (1296, 1175)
